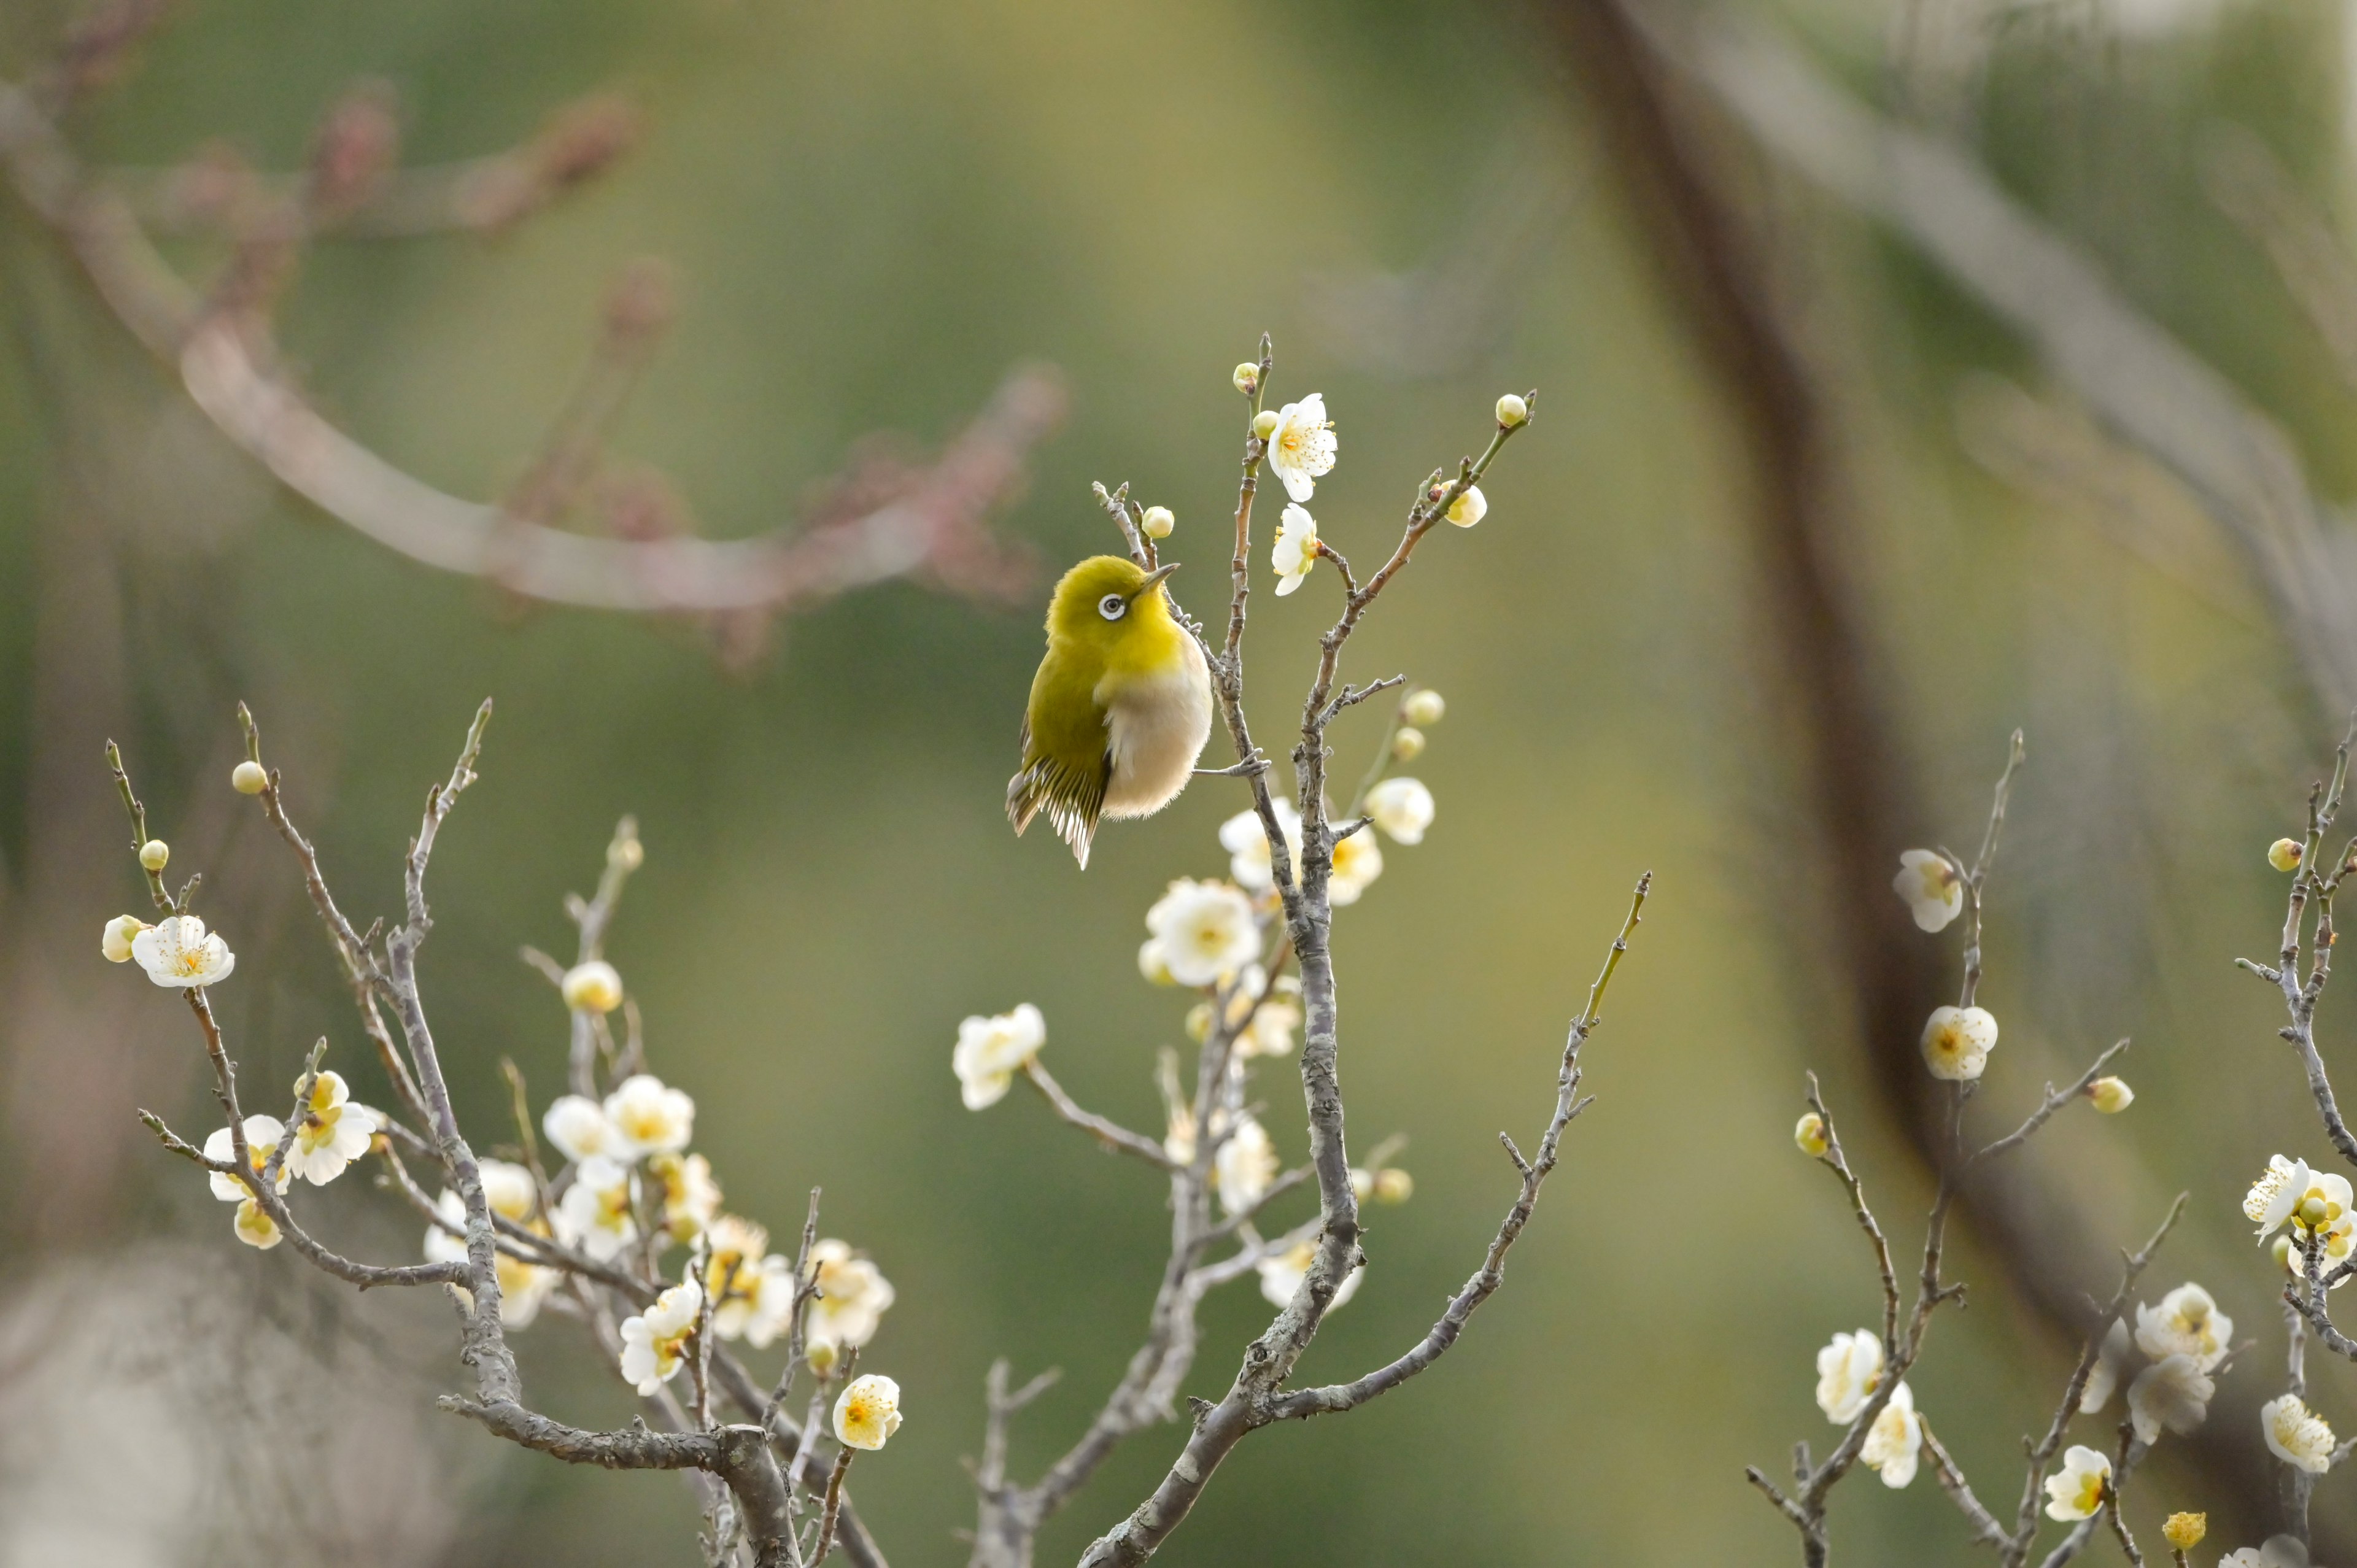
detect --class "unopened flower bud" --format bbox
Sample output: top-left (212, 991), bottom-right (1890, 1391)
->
top-left (2274, 1234), bottom-right (2297, 1275)
top-left (1185, 1002), bottom-right (1213, 1042)
top-left (1403, 689), bottom-right (1445, 727)
top-left (1252, 409), bottom-right (1281, 440)
top-left (2302, 1195), bottom-right (2331, 1229)
top-left (609, 832), bottom-right (644, 871)
top-left (139, 840), bottom-right (169, 871)
top-left (1142, 506), bottom-right (1174, 540)
top-left (2086, 1076), bottom-right (2133, 1114)
top-left (1371, 1167), bottom-right (1413, 1204)
top-left (2272, 838), bottom-right (2305, 872)
top-left (1496, 393), bottom-right (1529, 428)
top-left (1391, 726), bottom-right (1426, 762)
top-left (562, 960), bottom-right (624, 1014)
top-left (231, 760), bottom-right (268, 795)
top-left (1233, 363), bottom-right (1260, 395)
top-left (101, 914), bottom-right (149, 964)
top-left (2161, 1513), bottom-right (2205, 1550)
top-left (1795, 1112), bottom-right (1830, 1158)
top-left (1444, 485), bottom-right (1487, 528)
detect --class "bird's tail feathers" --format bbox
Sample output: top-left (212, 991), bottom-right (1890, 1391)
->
top-left (1007, 761), bottom-right (1099, 868)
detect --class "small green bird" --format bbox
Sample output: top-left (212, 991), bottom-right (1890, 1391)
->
top-left (1008, 555), bottom-right (1212, 868)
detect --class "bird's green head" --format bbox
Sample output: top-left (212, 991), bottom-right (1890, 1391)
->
top-left (1045, 554), bottom-right (1183, 647)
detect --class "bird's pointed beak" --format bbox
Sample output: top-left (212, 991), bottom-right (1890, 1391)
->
top-left (1131, 562), bottom-right (1180, 600)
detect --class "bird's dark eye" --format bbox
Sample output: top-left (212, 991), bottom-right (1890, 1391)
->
top-left (1098, 593), bottom-right (1128, 622)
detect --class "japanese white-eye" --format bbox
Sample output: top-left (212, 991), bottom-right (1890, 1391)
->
top-left (1007, 555), bottom-right (1212, 868)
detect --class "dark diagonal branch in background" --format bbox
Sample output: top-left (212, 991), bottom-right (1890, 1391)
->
top-left (1536, 0), bottom-right (2304, 1548)
top-left (0, 24), bottom-right (1059, 631)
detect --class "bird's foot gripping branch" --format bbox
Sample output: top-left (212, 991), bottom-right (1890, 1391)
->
top-left (968, 344), bottom-right (1635, 1568)
top-left (109, 707), bottom-right (900, 1568)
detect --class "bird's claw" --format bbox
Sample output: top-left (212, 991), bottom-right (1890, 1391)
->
top-left (1196, 751), bottom-right (1271, 779)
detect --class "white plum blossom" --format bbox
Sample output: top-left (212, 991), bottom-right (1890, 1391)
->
top-left (2043, 1444), bottom-right (2110, 1520)
top-left (1213, 968), bottom-right (1301, 1060)
top-left (1241, 986), bottom-right (1302, 1060)
top-left (805, 1239), bottom-right (896, 1369)
top-left (1214, 1115), bottom-right (1277, 1217)
top-left (1364, 778), bottom-right (1434, 845)
top-left (424, 1172), bottom-right (557, 1329)
top-left (2080, 1318), bottom-right (2131, 1413)
top-left (1892, 850), bottom-right (1964, 933)
top-left (1443, 485), bottom-right (1486, 528)
top-left (2262, 1392), bottom-right (2336, 1473)
top-left (2127, 1353), bottom-right (2215, 1444)
top-left (285, 1070), bottom-right (381, 1185)
top-left (233, 1199), bottom-right (281, 1249)
top-left (101, 913), bottom-right (147, 964)
top-left (1264, 393), bottom-right (1336, 502)
top-left (2289, 1215), bottom-right (2357, 1288)
top-left (1146, 880), bottom-right (1261, 987)
top-left (731, 1254), bottom-right (800, 1349)
top-left (1257, 1237), bottom-right (1362, 1310)
top-left (205, 1115), bottom-right (293, 1202)
top-left (541, 1094), bottom-right (613, 1163)
top-left (1814, 1329), bottom-right (1884, 1423)
top-left (1858, 1381), bottom-right (1921, 1488)
top-left (2245, 1157), bottom-right (2353, 1267)
top-left (834, 1374), bottom-right (903, 1451)
top-left (2221, 1540), bottom-right (2315, 1568)
top-left (618, 1275), bottom-right (703, 1396)
top-left (1138, 939), bottom-right (1178, 986)
top-left (602, 1073), bottom-right (695, 1159)
top-left (560, 959), bottom-right (624, 1013)
top-left (2246, 1154), bottom-right (2312, 1237)
top-left (1271, 504), bottom-right (1319, 596)
top-left (2134, 1282), bottom-right (2232, 1372)
top-left (476, 1157), bottom-right (540, 1223)
top-left (1221, 801), bottom-right (1303, 893)
top-left (1329, 828), bottom-right (1384, 906)
top-left (703, 1215), bottom-right (775, 1340)
top-left (1920, 1005), bottom-right (1997, 1081)
top-left (554, 1155), bottom-right (640, 1261)
top-left (131, 914), bottom-right (235, 989)
top-left (204, 1116), bottom-right (291, 1249)
top-left (649, 1151), bottom-right (722, 1242)
top-left (952, 1003), bottom-right (1046, 1110)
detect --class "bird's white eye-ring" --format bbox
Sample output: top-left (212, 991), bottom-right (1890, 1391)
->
top-left (1098, 593), bottom-right (1128, 622)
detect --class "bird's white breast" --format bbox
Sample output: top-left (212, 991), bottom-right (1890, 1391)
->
top-left (1097, 635), bottom-right (1213, 819)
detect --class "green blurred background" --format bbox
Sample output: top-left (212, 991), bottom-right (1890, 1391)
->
top-left (5, 0), bottom-right (2357, 1561)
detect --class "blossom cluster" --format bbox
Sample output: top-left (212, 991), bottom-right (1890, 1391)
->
top-left (113, 796), bottom-right (909, 1463)
top-left (954, 681), bottom-right (1447, 1318)
top-left (511, 970), bottom-right (899, 1382)
top-left (1245, 392), bottom-right (1492, 601)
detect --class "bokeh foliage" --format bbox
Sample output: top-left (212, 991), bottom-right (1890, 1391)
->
top-left (5, 0), bottom-right (2357, 1560)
